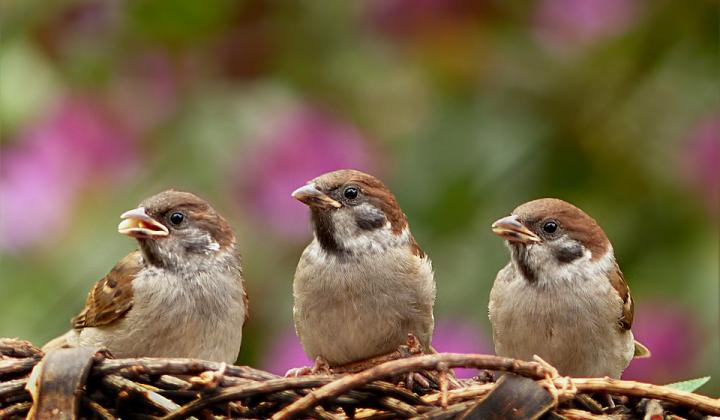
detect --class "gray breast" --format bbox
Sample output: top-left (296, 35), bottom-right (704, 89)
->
top-left (293, 242), bottom-right (435, 366)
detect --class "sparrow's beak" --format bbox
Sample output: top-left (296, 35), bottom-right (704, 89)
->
top-left (491, 215), bottom-right (541, 244)
top-left (291, 183), bottom-right (342, 209)
top-left (118, 207), bottom-right (169, 238)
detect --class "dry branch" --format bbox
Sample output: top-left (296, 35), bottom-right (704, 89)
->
top-left (560, 377), bottom-right (720, 415)
top-left (101, 374), bottom-right (181, 413)
top-left (0, 358), bottom-right (37, 377)
top-left (0, 401), bottom-right (31, 418)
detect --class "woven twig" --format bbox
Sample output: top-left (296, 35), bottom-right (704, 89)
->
top-left (273, 353), bottom-right (547, 419)
top-left (0, 337), bottom-right (718, 419)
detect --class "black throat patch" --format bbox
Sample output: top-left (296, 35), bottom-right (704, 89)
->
top-left (138, 239), bottom-right (166, 268)
top-left (311, 209), bottom-right (346, 255)
top-left (511, 244), bottom-right (537, 283)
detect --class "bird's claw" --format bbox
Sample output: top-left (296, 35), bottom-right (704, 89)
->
top-left (284, 366), bottom-right (313, 377)
top-left (285, 356), bottom-right (332, 377)
top-left (311, 356), bottom-right (332, 375)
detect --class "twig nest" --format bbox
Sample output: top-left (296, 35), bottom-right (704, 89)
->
top-left (0, 337), bottom-right (718, 419)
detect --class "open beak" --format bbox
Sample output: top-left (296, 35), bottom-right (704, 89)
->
top-left (491, 215), bottom-right (541, 244)
top-left (117, 207), bottom-right (169, 238)
top-left (291, 183), bottom-right (341, 209)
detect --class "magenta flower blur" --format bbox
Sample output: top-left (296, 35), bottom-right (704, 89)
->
top-left (0, 146), bottom-right (77, 252)
top-left (236, 107), bottom-right (376, 238)
top-left (622, 302), bottom-right (704, 384)
top-left (431, 319), bottom-right (493, 378)
top-left (260, 327), bottom-right (313, 376)
top-left (0, 96), bottom-right (137, 252)
top-left (682, 115), bottom-right (720, 218)
top-left (534, 0), bottom-right (640, 52)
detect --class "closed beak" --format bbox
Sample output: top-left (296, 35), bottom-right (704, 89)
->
top-left (291, 183), bottom-right (341, 209)
top-left (491, 215), bottom-right (541, 244)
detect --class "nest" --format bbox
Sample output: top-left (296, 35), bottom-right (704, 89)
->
top-left (1, 338), bottom-right (718, 419)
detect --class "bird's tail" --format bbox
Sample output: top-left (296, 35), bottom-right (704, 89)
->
top-left (633, 340), bottom-right (651, 358)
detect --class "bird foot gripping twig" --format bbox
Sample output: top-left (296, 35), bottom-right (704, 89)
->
top-left (283, 333), bottom-right (460, 394)
top-left (284, 336), bottom-right (422, 378)
top-left (285, 356), bottom-right (332, 378)
top-left (311, 356), bottom-right (332, 375)
top-left (400, 334), bottom-right (431, 391)
top-left (315, 333), bottom-right (426, 377)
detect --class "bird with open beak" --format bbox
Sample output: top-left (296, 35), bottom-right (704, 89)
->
top-left (290, 169), bottom-right (436, 369)
top-left (43, 190), bottom-right (248, 363)
top-left (488, 198), bottom-right (650, 378)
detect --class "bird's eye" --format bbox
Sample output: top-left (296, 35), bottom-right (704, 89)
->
top-left (169, 212), bottom-right (184, 226)
top-left (343, 187), bottom-right (359, 199)
top-left (543, 221), bottom-right (558, 233)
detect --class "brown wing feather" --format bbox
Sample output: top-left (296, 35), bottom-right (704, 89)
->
top-left (409, 236), bottom-right (425, 258)
top-left (608, 263), bottom-right (634, 331)
top-left (242, 278), bottom-right (250, 324)
top-left (72, 251), bottom-right (143, 329)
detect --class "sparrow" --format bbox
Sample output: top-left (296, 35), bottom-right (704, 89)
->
top-left (43, 190), bottom-right (248, 364)
top-left (488, 198), bottom-right (650, 378)
top-left (291, 169), bottom-right (436, 367)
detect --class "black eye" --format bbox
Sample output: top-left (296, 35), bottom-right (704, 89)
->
top-left (543, 221), bottom-right (558, 233)
top-left (169, 212), bottom-right (184, 226)
top-left (343, 187), bottom-right (359, 199)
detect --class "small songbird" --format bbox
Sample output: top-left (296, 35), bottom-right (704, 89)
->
top-left (43, 190), bottom-right (248, 363)
top-left (488, 198), bottom-right (649, 378)
top-left (291, 169), bottom-right (436, 367)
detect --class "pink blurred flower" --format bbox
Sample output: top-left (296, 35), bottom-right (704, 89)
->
top-left (431, 319), bottom-right (493, 378)
top-left (622, 302), bottom-right (704, 384)
top-left (682, 115), bottom-right (720, 218)
top-left (235, 107), bottom-right (376, 238)
top-left (534, 0), bottom-right (640, 53)
top-left (0, 96), bottom-right (137, 252)
top-left (260, 327), bottom-right (313, 376)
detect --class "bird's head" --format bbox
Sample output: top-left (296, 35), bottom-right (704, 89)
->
top-left (292, 169), bottom-right (415, 256)
top-left (118, 190), bottom-right (236, 270)
top-left (492, 198), bottom-right (611, 282)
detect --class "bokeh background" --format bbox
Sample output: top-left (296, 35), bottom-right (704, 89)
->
top-left (1, 0), bottom-right (718, 392)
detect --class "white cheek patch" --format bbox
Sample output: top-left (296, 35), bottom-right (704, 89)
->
top-left (152, 230), bottom-right (224, 273)
top-left (338, 220), bottom-right (393, 251)
top-left (326, 204), bottom-right (412, 254)
top-left (524, 235), bottom-right (613, 285)
top-left (185, 230), bottom-right (220, 253)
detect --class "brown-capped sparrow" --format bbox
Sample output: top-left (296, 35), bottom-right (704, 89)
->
top-left (43, 190), bottom-right (248, 363)
top-left (489, 198), bottom-right (650, 378)
top-left (291, 169), bottom-right (436, 367)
